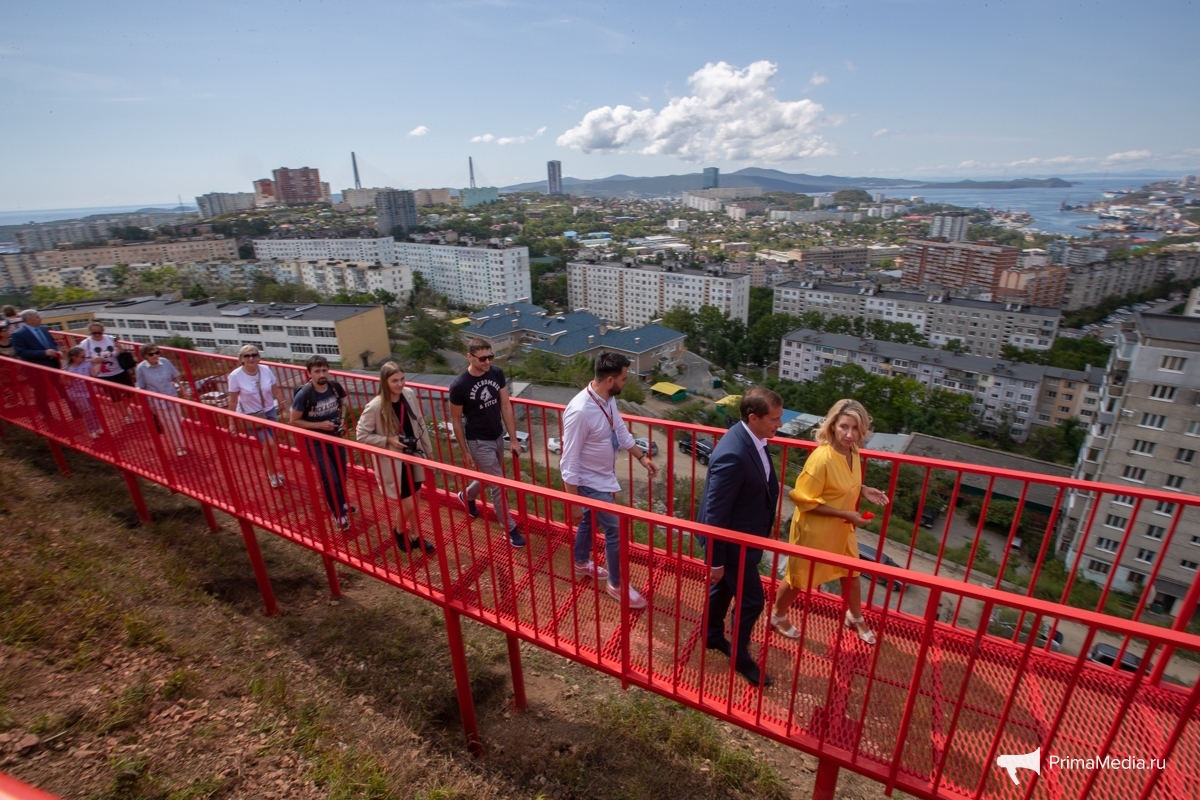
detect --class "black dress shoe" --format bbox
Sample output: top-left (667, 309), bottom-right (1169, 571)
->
top-left (393, 528), bottom-right (435, 554)
top-left (736, 661), bottom-right (772, 688)
top-left (706, 638), bottom-right (732, 657)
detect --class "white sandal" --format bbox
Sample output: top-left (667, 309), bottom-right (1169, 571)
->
top-left (770, 614), bottom-right (800, 640)
top-left (844, 611), bottom-right (877, 645)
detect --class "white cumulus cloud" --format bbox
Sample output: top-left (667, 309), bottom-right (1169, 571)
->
top-left (471, 127), bottom-right (547, 146)
top-left (1103, 149), bottom-right (1152, 164)
top-left (408, 125), bottom-right (429, 136)
top-left (872, 128), bottom-right (889, 138)
top-left (556, 60), bottom-right (834, 163)
top-left (810, 71), bottom-right (828, 86)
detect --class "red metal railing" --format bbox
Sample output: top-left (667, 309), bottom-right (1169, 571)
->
top-left (0, 335), bottom-right (1197, 800)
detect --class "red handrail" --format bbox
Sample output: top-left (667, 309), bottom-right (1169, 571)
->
top-left (4, 337), bottom-right (1198, 800)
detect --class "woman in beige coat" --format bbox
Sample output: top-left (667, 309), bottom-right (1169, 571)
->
top-left (356, 361), bottom-right (436, 554)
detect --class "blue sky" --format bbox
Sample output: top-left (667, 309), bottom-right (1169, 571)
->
top-left (3, 0), bottom-right (1198, 209)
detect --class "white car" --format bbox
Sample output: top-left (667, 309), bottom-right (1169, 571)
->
top-left (733, 373), bottom-right (747, 382)
top-left (548, 437), bottom-right (562, 454)
top-left (504, 430), bottom-right (530, 452)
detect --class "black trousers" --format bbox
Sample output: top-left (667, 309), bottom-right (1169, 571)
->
top-left (706, 545), bottom-right (765, 667)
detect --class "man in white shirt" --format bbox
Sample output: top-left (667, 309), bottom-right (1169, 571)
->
top-left (561, 352), bottom-right (657, 610)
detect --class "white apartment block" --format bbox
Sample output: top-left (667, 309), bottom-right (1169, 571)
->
top-left (567, 261), bottom-right (750, 326)
top-left (40, 297), bottom-right (390, 368)
top-left (395, 242), bottom-right (530, 307)
top-left (778, 329), bottom-right (1080, 441)
top-left (341, 188), bottom-right (392, 209)
top-left (291, 260), bottom-right (411, 300)
top-left (773, 282), bottom-right (1060, 359)
top-left (683, 195), bottom-right (722, 212)
top-left (252, 237), bottom-right (398, 264)
top-left (666, 219), bottom-right (690, 233)
top-left (1067, 314), bottom-right (1200, 616)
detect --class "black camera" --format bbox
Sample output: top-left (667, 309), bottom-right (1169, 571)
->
top-left (399, 436), bottom-right (419, 454)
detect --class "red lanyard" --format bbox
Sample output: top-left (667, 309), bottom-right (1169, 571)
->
top-left (586, 386), bottom-right (613, 430)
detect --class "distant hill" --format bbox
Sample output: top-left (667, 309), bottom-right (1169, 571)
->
top-left (916, 178), bottom-right (1073, 189)
top-left (501, 169), bottom-right (1077, 197)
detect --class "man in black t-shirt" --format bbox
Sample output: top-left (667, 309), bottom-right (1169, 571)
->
top-left (290, 355), bottom-right (353, 530)
top-left (449, 338), bottom-right (525, 547)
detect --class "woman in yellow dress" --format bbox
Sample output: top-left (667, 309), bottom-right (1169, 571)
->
top-left (769, 399), bottom-right (890, 645)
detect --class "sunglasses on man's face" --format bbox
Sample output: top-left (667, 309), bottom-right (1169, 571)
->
top-left (242, 354), bottom-right (260, 359)
top-left (473, 353), bottom-right (494, 362)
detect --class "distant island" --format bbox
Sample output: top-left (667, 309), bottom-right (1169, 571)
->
top-left (917, 178), bottom-right (1074, 189)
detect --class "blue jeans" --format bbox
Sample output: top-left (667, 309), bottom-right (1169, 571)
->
top-left (572, 486), bottom-right (621, 588)
top-left (305, 437), bottom-right (348, 516)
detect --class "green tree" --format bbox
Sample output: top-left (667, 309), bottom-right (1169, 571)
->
top-left (832, 189), bottom-right (872, 206)
top-left (108, 225), bottom-right (152, 241)
top-left (944, 338), bottom-right (965, 354)
top-left (372, 289), bottom-right (398, 306)
top-left (238, 244), bottom-right (255, 259)
top-left (404, 337), bottom-right (435, 370)
top-left (621, 380), bottom-right (646, 404)
top-left (409, 315), bottom-right (449, 350)
top-left (748, 286), bottom-right (774, 322)
top-left (185, 283), bottom-right (208, 300)
top-left (110, 263), bottom-right (131, 288)
top-left (162, 335), bottom-right (195, 350)
top-left (661, 304), bottom-right (698, 349)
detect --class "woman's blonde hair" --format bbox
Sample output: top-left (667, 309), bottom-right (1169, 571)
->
top-left (375, 360), bottom-right (407, 438)
top-left (813, 398), bottom-right (873, 449)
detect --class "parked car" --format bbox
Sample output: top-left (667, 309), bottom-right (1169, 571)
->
top-left (547, 437), bottom-right (562, 454)
top-left (678, 434), bottom-right (714, 465)
top-left (919, 507), bottom-right (942, 529)
top-left (1088, 642), bottom-right (1145, 672)
top-left (857, 543), bottom-right (903, 591)
top-left (733, 373), bottom-right (747, 383)
top-left (634, 437), bottom-right (658, 457)
top-left (988, 611), bottom-right (1064, 652)
top-left (503, 430), bottom-right (530, 452)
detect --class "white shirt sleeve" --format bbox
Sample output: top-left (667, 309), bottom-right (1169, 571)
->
top-left (559, 400), bottom-right (586, 486)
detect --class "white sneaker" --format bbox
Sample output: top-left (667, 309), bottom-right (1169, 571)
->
top-left (606, 582), bottom-right (647, 610)
top-left (574, 561), bottom-right (609, 581)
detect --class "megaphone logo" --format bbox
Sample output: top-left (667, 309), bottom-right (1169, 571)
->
top-left (996, 747), bottom-right (1041, 785)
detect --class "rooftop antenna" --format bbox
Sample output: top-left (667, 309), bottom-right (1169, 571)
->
top-left (469, 157), bottom-right (476, 189)
top-left (177, 194), bottom-right (185, 212)
top-left (351, 152), bottom-right (361, 190)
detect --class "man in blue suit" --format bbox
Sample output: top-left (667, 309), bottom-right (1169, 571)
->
top-left (698, 387), bottom-right (784, 688)
top-left (11, 310), bottom-right (63, 368)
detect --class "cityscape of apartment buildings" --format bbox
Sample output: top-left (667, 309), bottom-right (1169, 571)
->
top-left (778, 328), bottom-right (1102, 441)
top-left (773, 282), bottom-right (1061, 358)
top-left (567, 260), bottom-right (751, 326)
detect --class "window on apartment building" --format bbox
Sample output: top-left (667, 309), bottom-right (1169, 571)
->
top-left (169, 322), bottom-right (190, 331)
top-left (1058, 406), bottom-right (1071, 413)
top-left (265, 341), bottom-right (287, 349)
top-left (129, 335), bottom-right (152, 344)
top-left (1086, 448), bottom-right (1101, 462)
top-left (218, 339), bottom-right (238, 346)
top-left (1165, 475), bottom-right (1186, 490)
top-left (1188, 421), bottom-right (1200, 436)
top-left (315, 344), bottom-right (340, 355)
top-left (1046, 390), bottom-right (1058, 398)
top-left (1160, 356), bottom-right (1187, 372)
top-left (191, 323), bottom-right (212, 332)
top-left (1096, 538), bottom-right (1120, 553)
top-left (214, 323), bottom-right (235, 330)
top-left (1145, 525), bottom-right (1166, 540)
top-left (1112, 494), bottom-right (1136, 506)
top-left (1086, 559), bottom-right (1112, 575)
top-left (290, 343), bottom-right (314, 354)
top-left (1136, 548), bottom-right (1156, 563)
top-left (237, 324), bottom-right (260, 335)
top-left (1182, 560), bottom-right (1199, 572)
top-left (1149, 384), bottom-right (1177, 401)
top-left (1121, 465), bottom-right (1147, 482)
top-left (148, 321), bottom-right (168, 330)
top-left (94, 318), bottom-right (116, 327)
top-left (195, 339), bottom-right (216, 348)
top-left (1176, 448), bottom-right (1197, 464)
top-left (1130, 439), bottom-right (1156, 455)
top-left (1155, 501), bottom-right (1177, 515)
top-left (1140, 413), bottom-right (1167, 429)
top-left (1084, 397), bottom-right (1097, 405)
top-left (1126, 570), bottom-right (1146, 586)
top-left (1104, 514), bottom-right (1129, 530)
top-left (1038, 414), bottom-right (1052, 422)
top-left (313, 327), bottom-right (336, 338)
top-left (262, 324), bottom-right (284, 332)
top-left (125, 319), bottom-right (147, 329)
top-left (286, 326), bottom-right (310, 337)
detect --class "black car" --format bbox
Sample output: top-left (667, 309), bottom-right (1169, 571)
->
top-left (857, 543), bottom-right (904, 591)
top-left (678, 434), bottom-right (714, 465)
top-left (919, 507), bottom-right (942, 529)
top-left (1088, 642), bottom-right (1145, 672)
